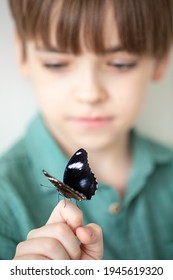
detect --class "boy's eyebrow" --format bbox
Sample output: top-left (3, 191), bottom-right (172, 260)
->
top-left (35, 46), bottom-right (70, 54)
top-left (35, 45), bottom-right (126, 55)
top-left (103, 46), bottom-right (126, 54)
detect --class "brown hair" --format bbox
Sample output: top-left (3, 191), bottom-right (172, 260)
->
top-left (8, 0), bottom-right (173, 59)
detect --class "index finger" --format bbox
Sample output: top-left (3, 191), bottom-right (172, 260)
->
top-left (46, 200), bottom-right (83, 231)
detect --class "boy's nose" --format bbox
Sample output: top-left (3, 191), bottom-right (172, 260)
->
top-left (74, 69), bottom-right (107, 104)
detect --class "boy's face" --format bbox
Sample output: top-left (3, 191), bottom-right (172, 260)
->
top-left (17, 9), bottom-right (168, 153)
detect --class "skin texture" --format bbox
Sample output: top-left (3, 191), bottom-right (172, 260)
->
top-left (13, 5), bottom-right (170, 259)
top-left (14, 200), bottom-right (103, 260)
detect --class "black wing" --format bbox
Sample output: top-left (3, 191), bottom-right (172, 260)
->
top-left (63, 148), bottom-right (98, 200)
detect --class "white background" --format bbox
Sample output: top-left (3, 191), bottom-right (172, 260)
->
top-left (0, 260), bottom-right (173, 280)
top-left (0, 0), bottom-right (173, 155)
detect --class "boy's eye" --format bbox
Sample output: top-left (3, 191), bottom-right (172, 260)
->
top-left (108, 62), bottom-right (137, 70)
top-left (43, 63), bottom-right (68, 69)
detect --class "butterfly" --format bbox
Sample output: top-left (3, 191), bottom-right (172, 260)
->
top-left (42, 148), bottom-right (98, 201)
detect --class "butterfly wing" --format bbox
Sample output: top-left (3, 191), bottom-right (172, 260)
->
top-left (42, 170), bottom-right (87, 201)
top-left (63, 148), bottom-right (98, 200)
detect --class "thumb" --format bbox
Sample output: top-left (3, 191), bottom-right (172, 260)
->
top-left (76, 223), bottom-right (103, 260)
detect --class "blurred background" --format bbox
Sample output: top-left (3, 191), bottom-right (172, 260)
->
top-left (0, 0), bottom-right (173, 155)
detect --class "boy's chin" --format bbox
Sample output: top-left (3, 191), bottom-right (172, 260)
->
top-left (71, 136), bottom-right (117, 153)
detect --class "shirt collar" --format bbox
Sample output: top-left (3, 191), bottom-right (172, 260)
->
top-left (125, 130), bottom-right (173, 205)
top-left (24, 114), bottom-right (69, 192)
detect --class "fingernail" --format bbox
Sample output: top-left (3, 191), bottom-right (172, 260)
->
top-left (84, 226), bottom-right (93, 237)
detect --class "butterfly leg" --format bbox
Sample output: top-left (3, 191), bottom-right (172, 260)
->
top-left (75, 200), bottom-right (81, 209)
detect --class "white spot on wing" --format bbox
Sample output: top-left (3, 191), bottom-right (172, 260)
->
top-left (49, 178), bottom-right (58, 183)
top-left (76, 151), bottom-right (82, 155)
top-left (68, 162), bottom-right (83, 169)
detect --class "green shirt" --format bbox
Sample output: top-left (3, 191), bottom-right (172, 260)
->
top-left (0, 114), bottom-right (173, 260)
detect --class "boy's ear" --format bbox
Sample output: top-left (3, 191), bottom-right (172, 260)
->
top-left (152, 54), bottom-right (171, 81)
top-left (14, 32), bottom-right (30, 77)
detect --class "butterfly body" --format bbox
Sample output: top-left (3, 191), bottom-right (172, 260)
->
top-left (42, 148), bottom-right (98, 201)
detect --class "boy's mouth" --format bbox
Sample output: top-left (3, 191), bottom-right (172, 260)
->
top-left (69, 116), bottom-right (114, 129)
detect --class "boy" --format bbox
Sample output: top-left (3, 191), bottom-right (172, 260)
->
top-left (0, 0), bottom-right (173, 259)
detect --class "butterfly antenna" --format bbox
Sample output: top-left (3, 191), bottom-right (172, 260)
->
top-left (40, 183), bottom-right (54, 190)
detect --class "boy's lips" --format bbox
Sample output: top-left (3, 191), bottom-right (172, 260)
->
top-left (68, 116), bottom-right (114, 128)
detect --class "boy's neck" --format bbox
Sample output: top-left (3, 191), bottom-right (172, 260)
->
top-left (88, 132), bottom-right (132, 197)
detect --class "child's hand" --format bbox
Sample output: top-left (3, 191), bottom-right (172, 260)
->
top-left (13, 200), bottom-right (103, 260)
